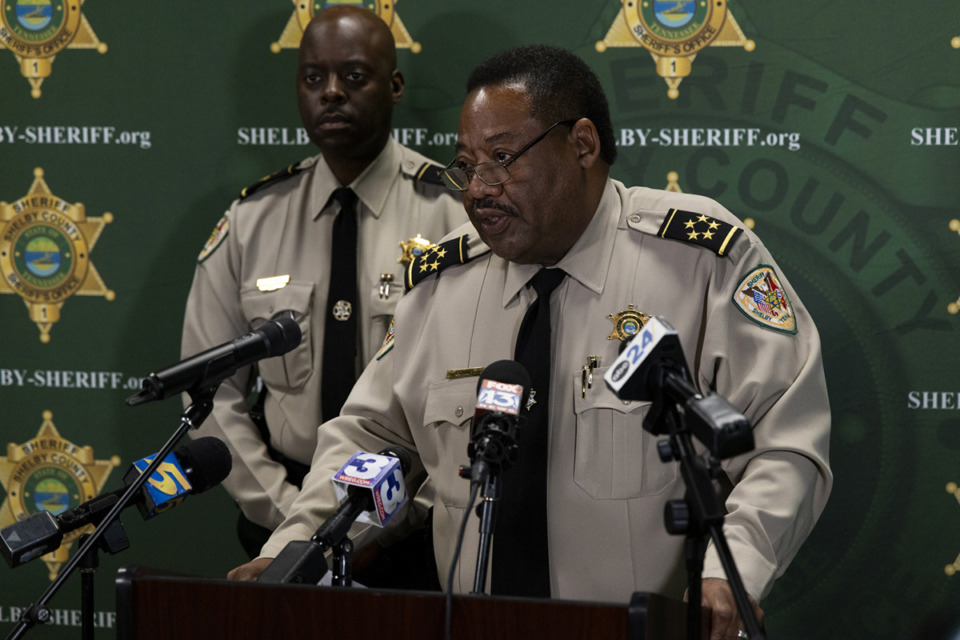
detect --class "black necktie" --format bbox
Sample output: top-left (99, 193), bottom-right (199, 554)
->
top-left (492, 267), bottom-right (566, 597)
top-left (321, 187), bottom-right (359, 423)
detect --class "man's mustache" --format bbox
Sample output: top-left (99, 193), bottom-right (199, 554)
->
top-left (472, 199), bottom-right (518, 215)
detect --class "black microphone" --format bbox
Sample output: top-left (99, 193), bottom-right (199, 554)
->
top-left (603, 316), bottom-right (753, 458)
top-left (465, 360), bottom-right (530, 485)
top-left (0, 437), bottom-right (232, 568)
top-left (125, 314), bottom-right (302, 406)
top-left (258, 445), bottom-right (412, 585)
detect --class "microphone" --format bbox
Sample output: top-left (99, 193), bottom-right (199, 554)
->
top-left (465, 360), bottom-right (530, 485)
top-left (125, 314), bottom-right (302, 406)
top-left (316, 446), bottom-right (412, 546)
top-left (603, 316), bottom-right (753, 459)
top-left (258, 445), bottom-right (412, 585)
top-left (0, 437), bottom-right (232, 568)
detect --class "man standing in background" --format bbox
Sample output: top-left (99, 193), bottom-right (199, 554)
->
top-left (180, 6), bottom-right (466, 585)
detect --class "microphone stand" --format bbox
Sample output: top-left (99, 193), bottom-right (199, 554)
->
top-left (646, 370), bottom-right (765, 640)
top-left (459, 414), bottom-right (519, 595)
top-left (470, 469), bottom-right (500, 594)
top-left (4, 387), bottom-right (216, 640)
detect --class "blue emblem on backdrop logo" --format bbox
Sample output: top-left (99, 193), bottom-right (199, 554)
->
top-left (24, 237), bottom-right (62, 277)
top-left (16, 0), bottom-right (53, 31)
top-left (654, 0), bottom-right (694, 27)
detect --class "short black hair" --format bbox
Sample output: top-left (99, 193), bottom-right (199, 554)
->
top-left (466, 45), bottom-right (617, 165)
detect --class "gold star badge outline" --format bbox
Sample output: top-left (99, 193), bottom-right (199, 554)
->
top-left (596, 0), bottom-right (754, 99)
top-left (0, 167), bottom-right (116, 343)
top-left (0, 0), bottom-right (107, 98)
top-left (0, 411), bottom-right (120, 580)
top-left (270, 0), bottom-right (420, 54)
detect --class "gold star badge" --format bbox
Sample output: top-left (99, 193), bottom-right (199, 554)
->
top-left (398, 234), bottom-right (433, 265)
top-left (595, 0), bottom-right (754, 99)
top-left (0, 0), bottom-right (108, 98)
top-left (270, 1), bottom-right (420, 53)
top-left (0, 411), bottom-right (120, 580)
top-left (0, 167), bottom-right (116, 343)
top-left (607, 304), bottom-right (651, 341)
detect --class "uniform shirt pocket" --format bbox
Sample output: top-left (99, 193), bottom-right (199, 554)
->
top-left (422, 376), bottom-right (476, 508)
top-left (240, 281), bottom-right (314, 390)
top-left (572, 367), bottom-right (678, 499)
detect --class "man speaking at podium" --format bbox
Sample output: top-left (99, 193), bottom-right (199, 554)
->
top-left (229, 45), bottom-right (832, 640)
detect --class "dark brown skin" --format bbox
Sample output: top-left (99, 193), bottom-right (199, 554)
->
top-left (296, 6), bottom-right (404, 186)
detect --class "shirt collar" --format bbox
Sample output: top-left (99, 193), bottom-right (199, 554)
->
top-left (311, 137), bottom-right (401, 220)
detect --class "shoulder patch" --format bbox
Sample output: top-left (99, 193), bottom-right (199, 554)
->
top-left (239, 163), bottom-right (303, 199)
top-left (414, 162), bottom-right (447, 187)
top-left (198, 213), bottom-right (229, 263)
top-left (658, 208), bottom-right (743, 257)
top-left (732, 265), bottom-right (797, 334)
top-left (375, 318), bottom-right (396, 361)
top-left (405, 235), bottom-right (472, 291)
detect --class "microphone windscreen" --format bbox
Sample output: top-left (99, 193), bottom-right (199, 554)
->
top-left (261, 315), bottom-right (302, 357)
top-left (176, 437), bottom-right (232, 493)
top-left (476, 360), bottom-right (531, 408)
top-left (377, 445), bottom-right (412, 476)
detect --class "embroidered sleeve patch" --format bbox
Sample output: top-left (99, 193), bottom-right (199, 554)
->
top-left (198, 214), bottom-right (229, 263)
top-left (375, 318), bottom-right (396, 360)
top-left (658, 208), bottom-right (743, 256)
top-left (732, 265), bottom-right (797, 334)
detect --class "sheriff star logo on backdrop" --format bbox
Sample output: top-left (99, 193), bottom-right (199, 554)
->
top-left (270, 0), bottom-right (420, 53)
top-left (0, 167), bottom-right (115, 343)
top-left (0, 411), bottom-right (120, 580)
top-left (596, 0), bottom-right (753, 99)
top-left (0, 0), bottom-right (107, 98)
top-left (946, 482), bottom-right (960, 576)
top-left (949, 218), bottom-right (960, 316)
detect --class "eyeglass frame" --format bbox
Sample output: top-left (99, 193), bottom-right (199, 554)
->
top-left (441, 118), bottom-right (581, 191)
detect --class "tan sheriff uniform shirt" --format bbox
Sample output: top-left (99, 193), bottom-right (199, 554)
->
top-left (262, 179), bottom-right (832, 603)
top-left (181, 138), bottom-right (468, 530)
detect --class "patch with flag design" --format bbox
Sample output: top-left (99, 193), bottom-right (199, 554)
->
top-left (732, 265), bottom-right (797, 334)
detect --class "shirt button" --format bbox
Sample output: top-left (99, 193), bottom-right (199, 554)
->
top-left (629, 214), bottom-right (641, 223)
top-left (455, 407), bottom-right (464, 418)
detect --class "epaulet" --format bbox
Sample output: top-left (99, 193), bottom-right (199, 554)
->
top-left (239, 163), bottom-right (303, 199)
top-left (405, 235), bottom-right (474, 291)
top-left (656, 208), bottom-right (743, 257)
top-left (413, 162), bottom-right (447, 187)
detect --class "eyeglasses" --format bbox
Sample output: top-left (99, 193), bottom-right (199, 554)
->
top-left (441, 119), bottom-right (580, 191)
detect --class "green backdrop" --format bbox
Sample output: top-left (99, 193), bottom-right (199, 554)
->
top-left (1, 1), bottom-right (958, 638)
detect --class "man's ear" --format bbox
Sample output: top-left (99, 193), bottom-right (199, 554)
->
top-left (571, 118), bottom-right (601, 168)
top-left (392, 70), bottom-right (405, 104)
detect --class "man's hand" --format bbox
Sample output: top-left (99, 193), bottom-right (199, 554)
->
top-left (700, 578), bottom-right (764, 640)
top-left (227, 557), bottom-right (273, 582)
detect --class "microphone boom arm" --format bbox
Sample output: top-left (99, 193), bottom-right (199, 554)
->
top-left (5, 392), bottom-right (217, 640)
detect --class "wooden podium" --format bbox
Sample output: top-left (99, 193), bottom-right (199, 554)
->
top-left (115, 566), bottom-right (690, 640)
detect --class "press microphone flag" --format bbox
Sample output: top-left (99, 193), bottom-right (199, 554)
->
top-left (258, 446), bottom-right (412, 585)
top-left (330, 448), bottom-right (410, 529)
top-left (125, 314), bottom-right (302, 406)
top-left (603, 316), bottom-right (753, 458)
top-left (603, 315), bottom-right (689, 404)
top-left (465, 360), bottom-right (530, 485)
top-left (0, 437), bottom-right (232, 568)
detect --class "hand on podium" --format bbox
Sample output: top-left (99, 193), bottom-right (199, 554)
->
top-left (228, 557), bottom-right (272, 582)
top-left (697, 578), bottom-right (764, 640)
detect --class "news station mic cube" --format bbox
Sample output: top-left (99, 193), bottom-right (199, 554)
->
top-left (332, 451), bottom-right (408, 528)
top-left (123, 452), bottom-right (193, 520)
